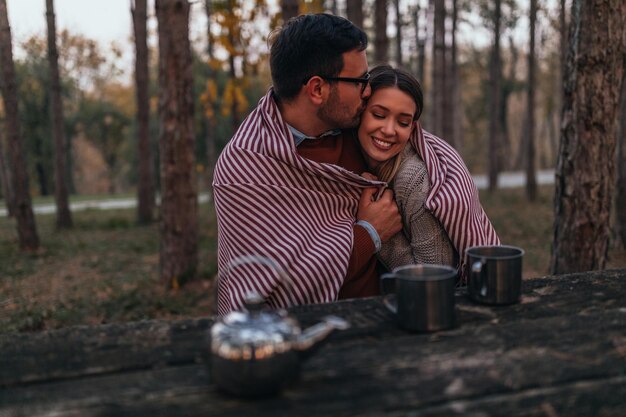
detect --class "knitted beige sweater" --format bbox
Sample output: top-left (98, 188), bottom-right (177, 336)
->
top-left (379, 145), bottom-right (458, 271)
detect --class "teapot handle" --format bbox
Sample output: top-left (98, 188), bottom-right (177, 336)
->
top-left (216, 255), bottom-right (295, 312)
top-left (294, 315), bottom-right (350, 360)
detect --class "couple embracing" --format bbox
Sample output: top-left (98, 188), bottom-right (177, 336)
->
top-left (212, 13), bottom-right (499, 315)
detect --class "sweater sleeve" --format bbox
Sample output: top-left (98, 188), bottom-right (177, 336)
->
top-left (403, 182), bottom-right (457, 268)
top-left (379, 149), bottom-right (457, 271)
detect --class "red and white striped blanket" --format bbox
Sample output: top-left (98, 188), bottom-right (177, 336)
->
top-left (213, 90), bottom-right (499, 315)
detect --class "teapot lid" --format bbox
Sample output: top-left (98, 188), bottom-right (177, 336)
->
top-left (210, 293), bottom-right (301, 360)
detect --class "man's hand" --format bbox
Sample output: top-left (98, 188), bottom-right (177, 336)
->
top-left (357, 186), bottom-right (402, 242)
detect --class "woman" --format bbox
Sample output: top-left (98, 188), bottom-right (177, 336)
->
top-left (357, 65), bottom-right (500, 282)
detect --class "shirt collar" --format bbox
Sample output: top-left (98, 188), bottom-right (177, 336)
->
top-left (287, 124), bottom-right (342, 147)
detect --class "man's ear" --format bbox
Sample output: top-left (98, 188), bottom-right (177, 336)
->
top-left (303, 76), bottom-right (326, 106)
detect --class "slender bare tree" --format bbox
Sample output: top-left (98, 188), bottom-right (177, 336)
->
top-left (616, 53), bottom-right (626, 247)
top-left (559, 0), bottom-right (566, 114)
top-left (45, 0), bottom-right (73, 228)
top-left (450, 0), bottom-right (462, 151)
top-left (553, 0), bottom-right (567, 164)
top-left (374, 0), bottom-right (388, 64)
top-left (394, 0), bottom-right (402, 67)
top-left (488, 0), bottom-right (503, 192)
top-left (414, 4), bottom-right (425, 84)
top-left (346, 0), bottom-right (364, 29)
top-left (0, 0), bottom-right (39, 251)
top-left (525, 0), bottom-right (537, 201)
top-left (132, 0), bottom-right (155, 224)
top-left (431, 0), bottom-right (446, 138)
top-left (551, 0), bottom-right (626, 274)
top-left (0, 128), bottom-right (14, 217)
top-left (204, 0), bottom-right (217, 198)
top-left (155, 0), bottom-right (198, 287)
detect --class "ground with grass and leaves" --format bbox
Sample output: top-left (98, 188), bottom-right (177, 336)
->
top-left (1, 185), bottom-right (624, 334)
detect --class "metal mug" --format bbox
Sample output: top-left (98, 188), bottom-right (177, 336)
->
top-left (466, 245), bottom-right (524, 305)
top-left (380, 264), bottom-right (457, 332)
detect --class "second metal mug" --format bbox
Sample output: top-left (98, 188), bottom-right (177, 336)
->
top-left (466, 245), bottom-right (524, 305)
top-left (380, 264), bottom-right (457, 332)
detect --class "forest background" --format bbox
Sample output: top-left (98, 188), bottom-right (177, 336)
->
top-left (0, 0), bottom-right (625, 332)
top-left (2, 0), bottom-right (567, 198)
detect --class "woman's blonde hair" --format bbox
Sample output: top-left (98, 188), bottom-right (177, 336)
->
top-left (376, 152), bottom-right (405, 184)
top-left (366, 65), bottom-right (423, 184)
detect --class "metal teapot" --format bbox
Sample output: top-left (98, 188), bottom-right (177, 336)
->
top-left (209, 255), bottom-right (349, 398)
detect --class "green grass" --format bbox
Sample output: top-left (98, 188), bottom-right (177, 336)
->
top-left (0, 203), bottom-right (217, 333)
top-left (479, 186), bottom-right (555, 278)
top-left (0, 186), bottom-right (624, 334)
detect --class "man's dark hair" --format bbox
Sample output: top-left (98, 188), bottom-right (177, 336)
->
top-left (269, 13), bottom-right (368, 101)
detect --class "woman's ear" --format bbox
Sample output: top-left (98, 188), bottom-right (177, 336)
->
top-left (303, 76), bottom-right (325, 105)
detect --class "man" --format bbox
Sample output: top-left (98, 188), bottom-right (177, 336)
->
top-left (213, 14), bottom-right (401, 315)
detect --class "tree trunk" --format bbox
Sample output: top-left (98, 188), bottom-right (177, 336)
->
top-left (205, 116), bottom-right (216, 199)
top-left (551, 0), bottom-right (626, 274)
top-left (228, 60), bottom-right (239, 134)
top-left (204, 0), bottom-right (217, 199)
top-left (431, 0), bottom-right (446, 139)
top-left (346, 0), bottom-right (364, 30)
top-left (502, 36), bottom-right (517, 170)
top-left (0, 0), bottom-right (39, 251)
top-left (617, 53), bottom-right (626, 248)
top-left (547, 0), bottom-right (567, 169)
top-left (65, 133), bottom-right (75, 195)
top-left (559, 0), bottom-right (566, 142)
top-left (132, 0), bottom-right (155, 224)
top-left (205, 0), bottom-right (214, 59)
top-left (414, 5), bottom-right (425, 86)
top-left (394, 0), bottom-right (402, 67)
top-left (546, 112), bottom-right (557, 168)
top-left (0, 127), bottom-right (15, 216)
top-left (441, 2), bottom-right (454, 148)
top-left (281, 0), bottom-right (299, 24)
top-left (451, 0), bottom-right (462, 151)
top-left (226, 0), bottom-right (240, 134)
top-left (46, 0), bottom-right (72, 229)
top-left (34, 153), bottom-right (48, 196)
top-left (155, 0), bottom-right (198, 287)
top-left (488, 0), bottom-right (503, 192)
top-left (374, 0), bottom-right (388, 64)
top-left (525, 0), bottom-right (537, 201)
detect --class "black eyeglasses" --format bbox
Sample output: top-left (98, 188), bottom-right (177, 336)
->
top-left (304, 72), bottom-right (371, 95)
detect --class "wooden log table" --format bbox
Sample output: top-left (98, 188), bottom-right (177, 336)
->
top-left (1, 269), bottom-right (625, 416)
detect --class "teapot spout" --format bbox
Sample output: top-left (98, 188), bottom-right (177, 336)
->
top-left (294, 315), bottom-right (349, 359)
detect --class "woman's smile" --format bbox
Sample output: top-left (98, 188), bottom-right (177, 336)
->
top-left (372, 136), bottom-right (394, 150)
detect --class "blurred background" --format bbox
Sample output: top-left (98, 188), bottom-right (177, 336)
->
top-left (0, 0), bottom-right (624, 332)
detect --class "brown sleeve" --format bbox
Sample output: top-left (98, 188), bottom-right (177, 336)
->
top-left (338, 225), bottom-right (380, 299)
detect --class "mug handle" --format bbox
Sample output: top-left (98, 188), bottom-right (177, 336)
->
top-left (471, 261), bottom-right (488, 297)
top-left (382, 294), bottom-right (398, 314)
top-left (380, 272), bottom-right (396, 296)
